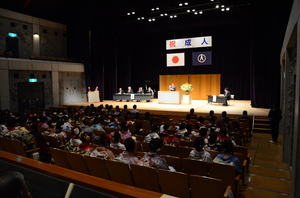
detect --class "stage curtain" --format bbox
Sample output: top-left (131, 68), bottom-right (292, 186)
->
top-left (159, 74), bottom-right (220, 100)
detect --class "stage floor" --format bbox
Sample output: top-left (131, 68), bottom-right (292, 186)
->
top-left (62, 99), bottom-right (270, 117)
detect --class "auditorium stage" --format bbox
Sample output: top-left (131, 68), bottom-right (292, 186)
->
top-left (61, 99), bottom-right (270, 117)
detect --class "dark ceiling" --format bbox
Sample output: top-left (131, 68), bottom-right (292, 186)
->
top-left (1, 0), bottom-right (253, 25)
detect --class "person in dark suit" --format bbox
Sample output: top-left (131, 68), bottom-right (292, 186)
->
top-left (136, 87), bottom-right (144, 102)
top-left (117, 88), bottom-right (124, 101)
top-left (126, 86), bottom-right (133, 101)
top-left (268, 102), bottom-right (282, 143)
top-left (223, 87), bottom-right (231, 106)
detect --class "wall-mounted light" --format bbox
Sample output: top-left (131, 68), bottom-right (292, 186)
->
top-left (33, 33), bottom-right (39, 36)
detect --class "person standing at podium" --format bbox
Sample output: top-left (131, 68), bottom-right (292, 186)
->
top-left (169, 83), bottom-right (176, 91)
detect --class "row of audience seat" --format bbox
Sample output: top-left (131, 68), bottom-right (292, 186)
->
top-left (49, 147), bottom-right (233, 198)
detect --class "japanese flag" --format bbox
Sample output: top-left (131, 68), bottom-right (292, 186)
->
top-left (167, 53), bottom-right (185, 67)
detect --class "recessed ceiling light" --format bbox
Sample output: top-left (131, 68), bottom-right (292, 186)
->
top-left (184, 2), bottom-right (188, 5)
top-left (132, 12), bottom-right (135, 14)
top-left (179, 3), bottom-right (183, 6)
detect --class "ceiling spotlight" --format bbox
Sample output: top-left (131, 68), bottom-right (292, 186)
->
top-left (156, 7), bottom-right (159, 10)
top-left (179, 3), bottom-right (183, 6)
top-left (199, 11), bottom-right (203, 14)
top-left (221, 8), bottom-right (225, 11)
top-left (132, 12), bottom-right (135, 14)
top-left (194, 12), bottom-right (198, 15)
top-left (221, 5), bottom-right (225, 8)
top-left (211, 0), bottom-right (214, 1)
top-left (187, 9), bottom-right (190, 12)
top-left (184, 2), bottom-right (188, 5)
top-left (170, 16), bottom-right (173, 18)
top-left (160, 13), bottom-right (164, 16)
top-left (127, 13), bottom-right (130, 15)
top-left (151, 8), bottom-right (155, 11)
top-left (215, 5), bottom-right (219, 8)
top-left (164, 13), bottom-right (168, 16)
top-left (226, 7), bottom-right (230, 11)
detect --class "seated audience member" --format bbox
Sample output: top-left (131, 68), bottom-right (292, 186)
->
top-left (90, 133), bottom-right (115, 159)
top-left (143, 112), bottom-right (153, 125)
top-left (217, 127), bottom-right (236, 146)
top-left (131, 104), bottom-right (139, 114)
top-left (119, 121), bottom-right (132, 140)
top-left (238, 110), bottom-right (253, 132)
top-left (176, 122), bottom-right (187, 136)
top-left (0, 171), bottom-right (32, 198)
top-left (189, 108), bottom-right (197, 118)
top-left (110, 131), bottom-right (126, 150)
top-left (189, 137), bottom-right (212, 162)
top-left (159, 123), bottom-right (170, 135)
top-left (91, 117), bottom-right (105, 132)
top-left (220, 111), bottom-right (228, 120)
top-left (213, 139), bottom-right (242, 175)
top-left (131, 122), bottom-right (144, 136)
top-left (163, 126), bottom-right (180, 146)
top-left (204, 133), bottom-right (220, 151)
top-left (115, 137), bottom-right (139, 164)
top-left (138, 138), bottom-right (169, 170)
top-left (144, 124), bottom-right (160, 142)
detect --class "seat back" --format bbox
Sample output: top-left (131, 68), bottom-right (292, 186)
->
top-left (161, 145), bottom-right (178, 156)
top-left (178, 146), bottom-right (193, 159)
top-left (0, 137), bottom-right (15, 153)
top-left (157, 169), bottom-right (190, 198)
top-left (208, 162), bottom-right (238, 196)
top-left (105, 160), bottom-right (134, 186)
top-left (182, 158), bottom-right (208, 176)
top-left (65, 152), bottom-right (90, 174)
top-left (85, 155), bottom-right (110, 180)
top-left (43, 135), bottom-right (62, 148)
top-left (206, 150), bottom-right (219, 160)
top-left (136, 140), bottom-right (143, 152)
top-left (49, 147), bottom-right (71, 169)
top-left (161, 155), bottom-right (182, 172)
top-left (189, 175), bottom-right (226, 198)
top-left (10, 139), bottom-right (27, 157)
top-left (130, 164), bottom-right (160, 192)
top-left (141, 141), bottom-right (150, 152)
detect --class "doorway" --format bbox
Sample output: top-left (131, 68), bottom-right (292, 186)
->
top-left (6, 37), bottom-right (19, 58)
top-left (17, 82), bottom-right (45, 112)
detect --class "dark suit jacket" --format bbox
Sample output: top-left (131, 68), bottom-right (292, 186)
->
top-left (118, 90), bottom-right (124, 94)
top-left (127, 89), bottom-right (133, 94)
top-left (137, 90), bottom-right (144, 94)
top-left (224, 91), bottom-right (231, 99)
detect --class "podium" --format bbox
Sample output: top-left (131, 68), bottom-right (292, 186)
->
top-left (182, 95), bottom-right (192, 105)
top-left (88, 91), bottom-right (100, 102)
top-left (158, 91), bottom-right (182, 104)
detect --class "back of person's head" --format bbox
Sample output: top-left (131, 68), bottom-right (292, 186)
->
top-left (79, 132), bottom-right (90, 144)
top-left (144, 112), bottom-right (150, 118)
top-left (199, 127), bottom-right (208, 137)
top-left (208, 133), bottom-right (217, 144)
top-left (222, 139), bottom-right (234, 154)
top-left (163, 124), bottom-right (170, 131)
top-left (221, 111), bottom-right (227, 117)
top-left (151, 124), bottom-right (158, 132)
top-left (242, 110), bottom-right (248, 116)
top-left (167, 126), bottom-right (176, 135)
top-left (198, 116), bottom-right (204, 123)
top-left (120, 121), bottom-right (128, 131)
top-left (186, 123), bottom-right (192, 132)
top-left (123, 105), bottom-right (128, 109)
top-left (0, 171), bottom-right (30, 198)
top-left (190, 108), bottom-right (194, 114)
top-left (113, 131), bottom-right (121, 142)
top-left (209, 110), bottom-right (214, 116)
top-left (185, 114), bottom-right (191, 120)
top-left (194, 137), bottom-right (205, 152)
top-left (93, 117), bottom-right (100, 125)
top-left (149, 138), bottom-right (163, 152)
top-left (179, 122), bottom-right (186, 130)
top-left (124, 137), bottom-right (136, 153)
top-left (135, 122), bottom-right (142, 131)
top-left (220, 127), bottom-right (228, 136)
top-left (99, 133), bottom-right (107, 146)
top-left (133, 105), bottom-right (137, 109)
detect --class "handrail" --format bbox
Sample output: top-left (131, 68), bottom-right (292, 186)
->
top-left (0, 151), bottom-right (164, 198)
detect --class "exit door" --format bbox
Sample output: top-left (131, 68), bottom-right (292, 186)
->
top-left (18, 82), bottom-right (45, 112)
top-left (6, 37), bottom-right (18, 58)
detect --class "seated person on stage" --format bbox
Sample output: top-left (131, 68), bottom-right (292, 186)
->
top-left (169, 83), bottom-right (176, 91)
top-left (126, 86), bottom-right (133, 101)
top-left (223, 87), bottom-right (231, 106)
top-left (136, 87), bottom-right (144, 102)
top-left (146, 87), bottom-right (154, 102)
top-left (117, 88), bottom-right (124, 94)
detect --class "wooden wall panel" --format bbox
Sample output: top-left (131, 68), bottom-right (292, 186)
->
top-left (159, 74), bottom-right (220, 100)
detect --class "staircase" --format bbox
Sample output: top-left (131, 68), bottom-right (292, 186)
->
top-left (253, 116), bottom-right (271, 133)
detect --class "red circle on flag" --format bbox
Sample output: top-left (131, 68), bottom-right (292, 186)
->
top-left (172, 56), bottom-right (179, 63)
